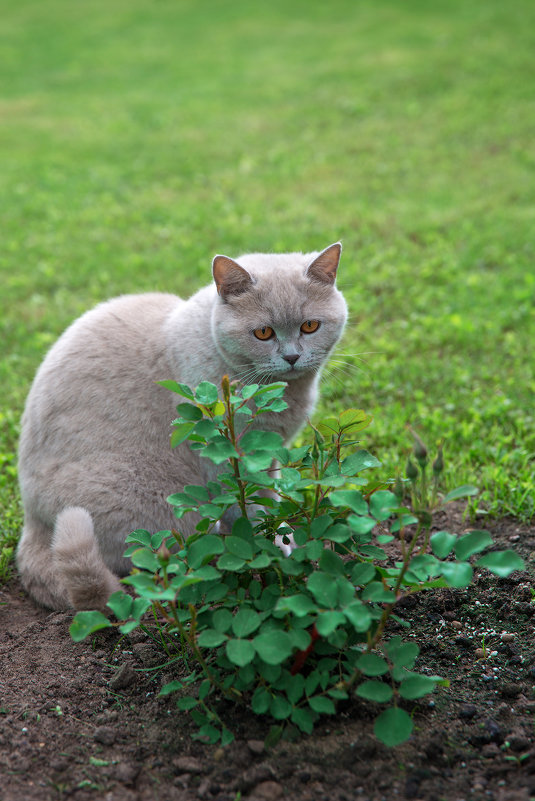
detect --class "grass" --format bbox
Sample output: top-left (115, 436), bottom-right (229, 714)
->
top-left (1, 0), bottom-right (534, 579)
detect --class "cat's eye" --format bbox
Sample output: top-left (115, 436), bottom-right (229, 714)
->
top-left (300, 320), bottom-right (320, 334)
top-left (254, 326), bottom-right (274, 341)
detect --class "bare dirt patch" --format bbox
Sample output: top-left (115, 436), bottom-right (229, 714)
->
top-left (1, 512), bottom-right (534, 801)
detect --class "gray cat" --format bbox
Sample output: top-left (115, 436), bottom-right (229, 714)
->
top-left (17, 243), bottom-right (347, 611)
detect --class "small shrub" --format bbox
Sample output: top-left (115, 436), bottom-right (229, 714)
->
top-left (71, 379), bottom-right (524, 747)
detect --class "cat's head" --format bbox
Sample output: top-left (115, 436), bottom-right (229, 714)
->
top-left (211, 243), bottom-right (347, 382)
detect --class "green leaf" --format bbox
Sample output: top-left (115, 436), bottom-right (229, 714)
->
top-left (125, 529), bottom-right (152, 546)
top-left (193, 419), bottom-right (220, 439)
top-left (476, 550), bottom-right (525, 577)
top-left (187, 534), bottom-right (225, 568)
top-left (356, 653), bottom-right (389, 676)
top-left (270, 695), bottom-right (292, 720)
top-left (291, 706), bottom-right (315, 734)
top-left (225, 536), bottom-right (254, 561)
top-left (351, 563), bottom-right (376, 585)
top-left (399, 675), bottom-right (439, 699)
top-left (201, 437), bottom-right (239, 464)
top-left (232, 517), bottom-right (254, 538)
top-left (338, 408), bottom-right (372, 433)
top-left (443, 485), bottom-right (479, 503)
top-left (170, 422), bottom-right (196, 448)
top-left (231, 608), bottom-right (262, 637)
top-left (385, 638), bottom-right (419, 668)
top-left (454, 530), bottom-right (494, 560)
top-left (240, 430), bottom-right (284, 452)
top-left (315, 611), bottom-right (346, 636)
top-left (369, 491), bottom-right (398, 522)
top-left (347, 515), bottom-right (376, 535)
top-left (341, 449), bottom-right (381, 476)
top-left (157, 380), bottom-right (194, 399)
top-left (308, 695), bottom-right (336, 715)
top-left (275, 594), bottom-right (318, 617)
top-left (319, 549), bottom-right (345, 575)
top-left (106, 591), bottom-right (133, 620)
top-left (175, 402), bottom-right (203, 421)
top-left (390, 514), bottom-right (419, 533)
top-left (251, 687), bottom-right (271, 714)
top-left (286, 674), bottom-right (305, 704)
top-left (216, 552), bottom-right (246, 571)
top-left (226, 638), bottom-right (256, 666)
top-left (195, 381), bottom-right (219, 405)
top-left (310, 516), bottom-right (332, 538)
top-left (130, 547), bottom-right (160, 572)
top-left (361, 583), bottom-right (396, 603)
top-left (356, 680), bottom-right (393, 703)
top-left (330, 490), bottom-right (368, 516)
top-left (197, 629), bottom-right (228, 648)
top-left (70, 611), bottom-right (111, 642)
top-left (430, 530), bottom-right (457, 559)
top-left (176, 697), bottom-right (198, 711)
top-left (159, 680), bottom-right (183, 696)
top-left (212, 608), bottom-right (233, 632)
top-left (89, 756), bottom-right (110, 767)
top-left (344, 601), bottom-right (372, 632)
top-left (248, 553), bottom-right (272, 569)
top-left (253, 630), bottom-right (293, 665)
top-left (240, 383), bottom-right (260, 399)
top-left (440, 560), bottom-right (473, 588)
top-left (324, 523), bottom-right (353, 543)
top-left (374, 707), bottom-right (413, 746)
top-left (307, 572), bottom-right (338, 608)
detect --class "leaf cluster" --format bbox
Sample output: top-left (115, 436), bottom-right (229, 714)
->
top-left (71, 380), bottom-right (524, 748)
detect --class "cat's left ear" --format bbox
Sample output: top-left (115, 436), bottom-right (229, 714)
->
top-left (213, 255), bottom-right (253, 298)
top-left (306, 242), bottom-right (342, 285)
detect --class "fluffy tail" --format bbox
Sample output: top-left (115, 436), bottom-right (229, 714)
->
top-left (51, 507), bottom-right (122, 610)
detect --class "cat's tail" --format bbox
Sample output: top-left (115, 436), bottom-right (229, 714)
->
top-left (17, 506), bottom-right (121, 611)
top-left (51, 507), bottom-right (122, 610)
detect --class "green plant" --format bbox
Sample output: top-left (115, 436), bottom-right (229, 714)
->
top-left (71, 380), bottom-right (524, 748)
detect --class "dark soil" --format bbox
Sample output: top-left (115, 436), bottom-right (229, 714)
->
top-left (1, 509), bottom-right (535, 801)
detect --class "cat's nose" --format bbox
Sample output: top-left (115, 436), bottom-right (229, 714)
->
top-left (283, 353), bottom-right (300, 366)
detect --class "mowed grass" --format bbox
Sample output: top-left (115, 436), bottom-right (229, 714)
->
top-left (1, 0), bottom-right (534, 575)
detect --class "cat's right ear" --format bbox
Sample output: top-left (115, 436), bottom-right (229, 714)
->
top-left (212, 255), bottom-right (253, 299)
top-left (306, 242), bottom-right (342, 285)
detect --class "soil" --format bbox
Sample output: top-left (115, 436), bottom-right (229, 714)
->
top-left (1, 509), bottom-right (535, 801)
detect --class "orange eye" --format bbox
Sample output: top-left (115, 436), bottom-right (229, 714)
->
top-left (300, 320), bottom-right (320, 334)
top-left (254, 326), bottom-right (274, 341)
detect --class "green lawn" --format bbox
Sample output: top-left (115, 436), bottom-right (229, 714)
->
top-left (1, 0), bottom-right (534, 575)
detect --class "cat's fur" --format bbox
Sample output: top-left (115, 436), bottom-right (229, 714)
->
top-left (17, 243), bottom-right (347, 611)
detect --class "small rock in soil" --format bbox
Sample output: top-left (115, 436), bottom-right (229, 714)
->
top-left (238, 765), bottom-right (275, 793)
top-left (500, 682), bottom-right (522, 699)
top-left (247, 739), bottom-right (265, 756)
top-left (485, 719), bottom-right (504, 743)
top-left (113, 760), bottom-right (141, 784)
top-left (94, 725), bottom-right (117, 745)
top-left (246, 780), bottom-right (284, 800)
top-left (458, 703), bottom-right (478, 719)
top-left (455, 636), bottom-right (475, 650)
top-left (196, 777), bottom-right (211, 798)
top-left (173, 756), bottom-right (205, 774)
top-left (109, 661), bottom-right (137, 690)
top-left (132, 642), bottom-right (161, 667)
top-left (506, 732), bottom-right (531, 752)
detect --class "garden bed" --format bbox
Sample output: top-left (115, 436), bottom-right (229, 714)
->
top-left (1, 509), bottom-right (534, 801)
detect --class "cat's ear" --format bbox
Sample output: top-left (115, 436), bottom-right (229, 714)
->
top-left (306, 242), bottom-right (342, 285)
top-left (213, 255), bottom-right (253, 298)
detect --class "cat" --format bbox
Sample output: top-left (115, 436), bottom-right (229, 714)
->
top-left (16, 242), bottom-right (347, 611)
